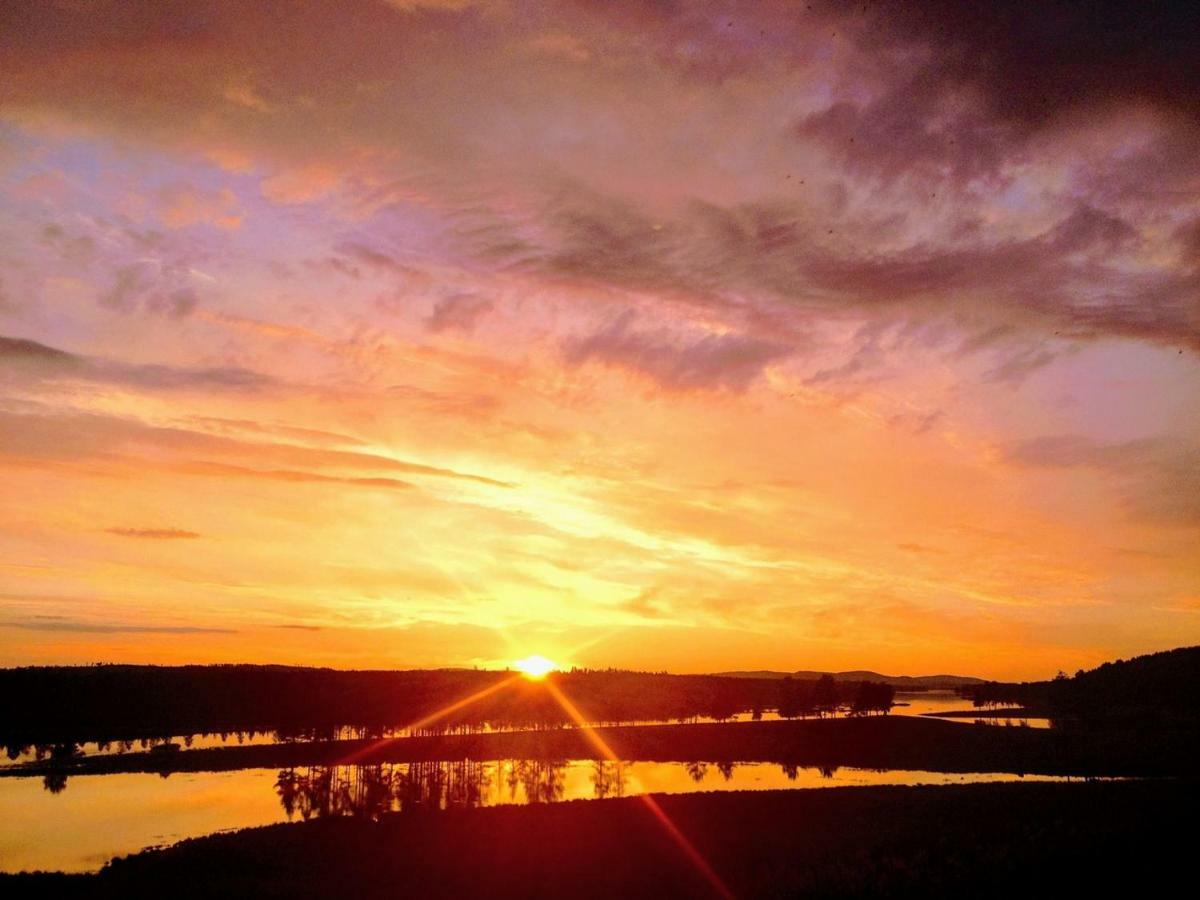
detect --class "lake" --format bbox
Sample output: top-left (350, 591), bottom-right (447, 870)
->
top-left (0, 757), bottom-right (1094, 873)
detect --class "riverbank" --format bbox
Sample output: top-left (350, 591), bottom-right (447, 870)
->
top-left (3, 715), bottom-right (1189, 780)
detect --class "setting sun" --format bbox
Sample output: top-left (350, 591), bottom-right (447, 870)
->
top-left (513, 655), bottom-right (558, 679)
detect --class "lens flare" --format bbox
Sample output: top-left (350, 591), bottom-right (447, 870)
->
top-left (513, 654), bottom-right (558, 679)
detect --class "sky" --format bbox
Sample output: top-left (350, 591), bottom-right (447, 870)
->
top-left (0, 1), bottom-right (1197, 680)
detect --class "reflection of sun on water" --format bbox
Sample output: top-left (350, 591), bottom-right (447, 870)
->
top-left (513, 655), bottom-right (558, 679)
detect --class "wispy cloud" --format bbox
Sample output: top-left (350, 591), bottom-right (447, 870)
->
top-left (105, 527), bottom-right (202, 540)
top-left (1, 620), bottom-right (236, 634)
top-left (1, 334), bottom-right (274, 392)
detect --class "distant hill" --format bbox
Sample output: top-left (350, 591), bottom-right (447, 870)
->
top-left (713, 670), bottom-right (985, 690)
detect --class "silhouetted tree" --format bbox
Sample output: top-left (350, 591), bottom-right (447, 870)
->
top-left (851, 681), bottom-right (896, 716)
top-left (778, 676), bottom-right (800, 719)
top-left (814, 675), bottom-right (838, 717)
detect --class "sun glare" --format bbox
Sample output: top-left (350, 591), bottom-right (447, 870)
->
top-left (513, 654), bottom-right (558, 679)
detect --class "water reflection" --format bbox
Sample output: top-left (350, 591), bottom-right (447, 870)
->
top-left (0, 759), bottom-right (1106, 874)
top-left (252, 757), bottom-right (1062, 821)
top-left (272, 760), bottom-right (577, 820)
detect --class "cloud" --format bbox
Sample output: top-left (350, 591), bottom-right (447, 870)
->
top-left (178, 416), bottom-right (367, 448)
top-left (1006, 434), bottom-right (1200, 527)
top-left (0, 333), bottom-right (275, 391)
top-left (0, 620), bottom-right (236, 634)
top-left (1008, 434), bottom-right (1162, 469)
top-left (1, 0), bottom-right (1196, 361)
top-left (525, 32), bottom-right (591, 64)
top-left (1, 1), bottom-right (1197, 671)
top-left (174, 461), bottom-right (417, 492)
top-left (0, 334), bottom-right (78, 364)
top-left (470, 184), bottom-right (1196, 358)
top-left (39, 223), bottom-right (95, 263)
top-left (426, 293), bottom-right (494, 333)
top-left (105, 527), bottom-right (201, 539)
top-left (385, 383), bottom-right (499, 417)
top-left (888, 410), bottom-right (943, 435)
top-left (160, 184), bottom-right (242, 230)
top-left (565, 311), bottom-right (794, 392)
top-left (334, 241), bottom-right (407, 273)
top-left (0, 405), bottom-right (510, 488)
top-left (98, 261), bottom-right (204, 319)
top-left (862, 0), bottom-right (1200, 131)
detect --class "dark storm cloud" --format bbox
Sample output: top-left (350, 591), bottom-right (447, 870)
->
top-left (857, 0), bottom-right (1200, 131)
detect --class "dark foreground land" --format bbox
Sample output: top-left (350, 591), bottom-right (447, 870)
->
top-left (5, 780), bottom-right (1193, 899)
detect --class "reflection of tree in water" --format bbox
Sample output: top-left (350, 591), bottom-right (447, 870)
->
top-left (397, 759), bottom-right (493, 811)
top-left (684, 761), bottom-right (709, 783)
top-left (274, 760), bottom-right (498, 821)
top-left (778, 761), bottom-right (841, 781)
top-left (716, 761), bottom-right (735, 781)
top-left (590, 760), bottom-right (627, 799)
top-left (36, 743), bottom-right (83, 793)
top-left (515, 759), bottom-right (568, 804)
top-left (493, 759), bottom-right (569, 804)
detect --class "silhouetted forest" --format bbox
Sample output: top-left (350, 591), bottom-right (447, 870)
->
top-left (0, 665), bottom-right (893, 757)
top-left (964, 646), bottom-right (1200, 728)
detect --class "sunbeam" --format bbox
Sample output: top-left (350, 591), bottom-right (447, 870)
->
top-left (542, 679), bottom-right (736, 899)
top-left (337, 673), bottom-right (524, 766)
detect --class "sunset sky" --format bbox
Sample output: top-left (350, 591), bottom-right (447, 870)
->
top-left (1, 1), bottom-right (1197, 679)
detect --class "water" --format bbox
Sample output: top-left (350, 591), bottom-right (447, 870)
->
top-left (0, 758), bottom-right (1099, 874)
top-left (0, 692), bottom-right (1055, 873)
top-left (896, 691), bottom-right (1051, 728)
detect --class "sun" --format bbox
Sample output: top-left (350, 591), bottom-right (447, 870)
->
top-left (513, 654), bottom-right (558, 679)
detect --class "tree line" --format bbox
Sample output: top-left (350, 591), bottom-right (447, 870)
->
top-left (0, 664), bottom-right (896, 754)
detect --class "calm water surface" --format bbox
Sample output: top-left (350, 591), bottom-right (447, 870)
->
top-left (3, 757), bottom-right (1089, 873)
